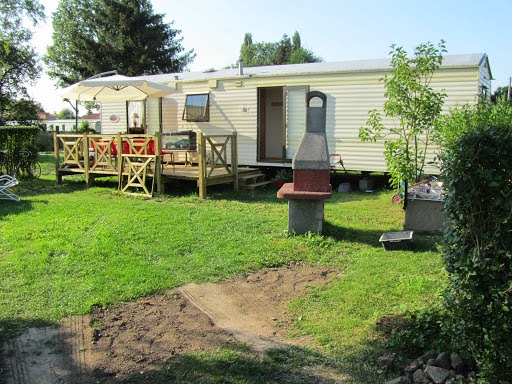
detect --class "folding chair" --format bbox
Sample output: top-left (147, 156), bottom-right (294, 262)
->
top-left (329, 153), bottom-right (346, 173)
top-left (0, 175), bottom-right (20, 202)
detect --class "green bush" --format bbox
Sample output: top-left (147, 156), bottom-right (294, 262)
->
top-left (275, 168), bottom-right (293, 182)
top-left (378, 309), bottom-right (453, 358)
top-left (78, 120), bottom-right (96, 134)
top-left (0, 126), bottom-right (40, 171)
top-left (435, 97), bottom-right (512, 150)
top-left (36, 131), bottom-right (54, 152)
top-left (441, 124), bottom-right (512, 382)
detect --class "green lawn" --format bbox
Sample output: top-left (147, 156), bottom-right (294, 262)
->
top-left (0, 155), bottom-right (446, 383)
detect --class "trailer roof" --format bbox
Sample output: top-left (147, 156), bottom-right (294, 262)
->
top-left (140, 53), bottom-right (488, 84)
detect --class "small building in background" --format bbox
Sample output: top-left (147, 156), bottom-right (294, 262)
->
top-left (39, 113), bottom-right (101, 133)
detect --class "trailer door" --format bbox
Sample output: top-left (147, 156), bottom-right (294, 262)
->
top-left (284, 86), bottom-right (309, 160)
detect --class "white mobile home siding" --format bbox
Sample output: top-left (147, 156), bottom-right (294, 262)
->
top-left (102, 54), bottom-right (490, 173)
top-left (101, 102), bottom-right (127, 134)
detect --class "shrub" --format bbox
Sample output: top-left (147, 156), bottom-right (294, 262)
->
top-left (0, 126), bottom-right (39, 151)
top-left (441, 124), bottom-right (512, 382)
top-left (0, 126), bottom-right (40, 170)
top-left (275, 168), bottom-right (293, 182)
top-left (435, 97), bottom-right (512, 150)
top-left (36, 131), bottom-right (54, 152)
top-left (0, 126), bottom-right (41, 154)
top-left (377, 309), bottom-right (454, 358)
top-left (78, 120), bottom-right (96, 134)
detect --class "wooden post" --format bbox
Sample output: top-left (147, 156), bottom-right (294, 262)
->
top-left (159, 97), bottom-right (163, 133)
top-left (198, 132), bottom-right (207, 199)
top-left (116, 132), bottom-right (122, 174)
top-left (117, 132), bottom-right (123, 191)
top-left (53, 131), bottom-right (62, 184)
top-left (155, 133), bottom-right (163, 194)
top-left (84, 133), bottom-right (93, 187)
top-left (125, 101), bottom-right (129, 133)
top-left (231, 132), bottom-right (238, 191)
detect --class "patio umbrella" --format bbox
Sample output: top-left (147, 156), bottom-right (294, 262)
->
top-left (58, 74), bottom-right (175, 102)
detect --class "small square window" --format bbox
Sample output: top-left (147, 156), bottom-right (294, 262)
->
top-left (182, 93), bottom-right (210, 122)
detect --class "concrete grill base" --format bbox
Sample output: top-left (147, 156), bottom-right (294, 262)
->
top-left (287, 199), bottom-right (325, 235)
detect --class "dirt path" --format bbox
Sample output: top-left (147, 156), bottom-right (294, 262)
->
top-left (2, 265), bottom-right (341, 383)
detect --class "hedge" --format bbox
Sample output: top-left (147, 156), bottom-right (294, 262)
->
top-left (442, 125), bottom-right (512, 382)
top-left (0, 126), bottom-right (40, 173)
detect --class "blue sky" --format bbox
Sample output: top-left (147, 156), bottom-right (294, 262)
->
top-left (31, 0), bottom-right (511, 113)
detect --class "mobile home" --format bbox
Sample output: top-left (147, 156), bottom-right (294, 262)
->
top-left (100, 53), bottom-right (491, 173)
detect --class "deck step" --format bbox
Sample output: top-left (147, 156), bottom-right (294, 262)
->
top-left (238, 172), bottom-right (266, 187)
top-left (242, 180), bottom-right (274, 189)
top-left (238, 173), bottom-right (266, 181)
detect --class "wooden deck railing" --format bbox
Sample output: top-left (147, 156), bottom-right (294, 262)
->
top-left (54, 133), bottom-right (86, 169)
top-left (54, 132), bottom-right (237, 199)
top-left (197, 132), bottom-right (238, 199)
top-left (88, 134), bottom-right (118, 173)
top-left (117, 134), bottom-right (159, 197)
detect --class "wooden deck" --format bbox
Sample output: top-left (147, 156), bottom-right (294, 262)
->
top-left (161, 164), bottom-right (259, 185)
top-left (54, 132), bottom-right (246, 199)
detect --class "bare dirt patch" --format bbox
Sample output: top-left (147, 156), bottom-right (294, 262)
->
top-left (2, 265), bottom-right (343, 383)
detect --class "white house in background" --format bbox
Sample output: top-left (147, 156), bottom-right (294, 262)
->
top-left (99, 53), bottom-right (492, 173)
top-left (41, 113), bottom-right (101, 132)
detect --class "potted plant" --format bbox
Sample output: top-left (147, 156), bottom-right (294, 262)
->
top-left (274, 168), bottom-right (293, 187)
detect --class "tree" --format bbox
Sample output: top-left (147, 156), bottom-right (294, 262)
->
top-left (490, 85), bottom-right (511, 103)
top-left (3, 98), bottom-right (43, 125)
top-left (78, 120), bottom-right (95, 133)
top-left (292, 31), bottom-right (301, 51)
top-left (359, 40), bottom-right (447, 189)
top-left (0, 0), bottom-right (45, 117)
top-left (0, 0), bottom-right (44, 31)
top-left (239, 31), bottom-right (322, 67)
top-left (274, 34), bottom-right (292, 65)
top-left (243, 32), bottom-right (252, 46)
top-left (44, 0), bottom-right (195, 87)
top-left (58, 108), bottom-right (75, 120)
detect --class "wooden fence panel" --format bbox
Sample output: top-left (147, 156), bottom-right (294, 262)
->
top-left (118, 135), bottom-right (158, 197)
top-left (88, 134), bottom-right (118, 172)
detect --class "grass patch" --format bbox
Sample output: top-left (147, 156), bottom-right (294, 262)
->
top-left (0, 154), bottom-right (446, 382)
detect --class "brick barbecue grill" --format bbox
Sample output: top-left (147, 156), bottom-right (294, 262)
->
top-left (277, 91), bottom-right (332, 234)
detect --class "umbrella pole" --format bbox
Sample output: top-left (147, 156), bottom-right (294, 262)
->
top-left (159, 97), bottom-right (163, 134)
top-left (125, 101), bottom-right (129, 133)
top-left (143, 99), bottom-right (147, 133)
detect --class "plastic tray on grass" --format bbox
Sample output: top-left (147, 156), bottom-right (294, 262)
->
top-left (379, 231), bottom-right (414, 250)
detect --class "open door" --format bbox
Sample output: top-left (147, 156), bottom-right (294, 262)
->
top-left (257, 87), bottom-right (284, 161)
top-left (257, 86), bottom-right (308, 162)
top-left (284, 86), bottom-right (308, 160)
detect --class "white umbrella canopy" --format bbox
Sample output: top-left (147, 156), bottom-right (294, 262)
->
top-left (58, 74), bottom-right (175, 102)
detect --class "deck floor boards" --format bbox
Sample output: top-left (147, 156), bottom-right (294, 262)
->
top-left (58, 164), bottom-right (259, 181)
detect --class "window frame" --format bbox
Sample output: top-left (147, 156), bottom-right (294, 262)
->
top-left (182, 93), bottom-right (210, 122)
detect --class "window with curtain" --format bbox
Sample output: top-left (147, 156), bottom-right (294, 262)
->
top-left (128, 101), bottom-right (144, 127)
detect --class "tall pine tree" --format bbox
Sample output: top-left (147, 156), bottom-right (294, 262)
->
top-left (45, 0), bottom-right (195, 86)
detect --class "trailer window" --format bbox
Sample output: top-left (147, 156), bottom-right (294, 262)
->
top-left (182, 93), bottom-right (210, 122)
